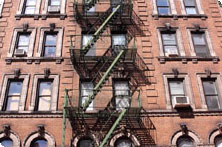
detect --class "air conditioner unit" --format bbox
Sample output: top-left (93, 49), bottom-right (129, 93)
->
top-left (172, 96), bottom-right (190, 108)
top-left (165, 50), bottom-right (179, 57)
top-left (14, 49), bottom-right (26, 57)
top-left (48, 6), bottom-right (60, 13)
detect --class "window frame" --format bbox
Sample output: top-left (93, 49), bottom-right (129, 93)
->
top-left (8, 28), bottom-right (36, 58)
top-left (152, 0), bottom-right (177, 15)
top-left (81, 34), bottom-right (96, 56)
top-left (180, 0), bottom-right (204, 15)
top-left (168, 78), bottom-right (186, 100)
top-left (0, 74), bottom-right (30, 111)
top-left (43, 0), bottom-right (66, 15)
top-left (0, 0), bottom-right (4, 17)
top-left (29, 74), bottom-right (59, 111)
top-left (156, 0), bottom-right (171, 15)
top-left (23, 0), bottom-right (37, 15)
top-left (37, 27), bottom-right (63, 57)
top-left (14, 32), bottom-right (31, 57)
top-left (17, 0), bottom-right (41, 15)
top-left (161, 31), bottom-right (179, 56)
top-left (42, 32), bottom-right (58, 57)
top-left (80, 80), bottom-right (94, 111)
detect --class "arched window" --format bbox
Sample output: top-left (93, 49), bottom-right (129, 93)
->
top-left (215, 135), bottom-right (222, 147)
top-left (176, 136), bottom-right (194, 147)
top-left (0, 138), bottom-right (13, 147)
top-left (30, 138), bottom-right (48, 147)
top-left (114, 137), bottom-right (132, 147)
top-left (77, 137), bottom-right (94, 147)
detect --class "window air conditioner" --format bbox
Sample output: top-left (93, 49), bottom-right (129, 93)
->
top-left (172, 96), bottom-right (190, 108)
top-left (165, 50), bottom-right (179, 57)
top-left (14, 49), bottom-right (26, 57)
top-left (48, 6), bottom-right (60, 13)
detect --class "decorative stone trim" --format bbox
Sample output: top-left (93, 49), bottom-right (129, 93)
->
top-left (0, 74), bottom-right (30, 111)
top-left (0, 129), bottom-right (21, 147)
top-left (157, 56), bottom-right (220, 63)
top-left (209, 127), bottom-right (222, 145)
top-left (72, 132), bottom-right (99, 147)
top-left (152, 14), bottom-right (207, 19)
top-left (5, 57), bottom-right (63, 64)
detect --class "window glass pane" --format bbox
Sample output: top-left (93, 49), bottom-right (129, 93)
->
top-left (114, 81), bottom-right (129, 96)
top-left (33, 139), bottom-right (48, 147)
top-left (162, 34), bottom-right (176, 45)
top-left (157, 0), bottom-right (169, 6)
top-left (44, 47), bottom-right (56, 57)
top-left (192, 34), bottom-right (206, 45)
top-left (87, 6), bottom-right (95, 13)
top-left (50, 0), bottom-right (60, 6)
top-left (203, 81), bottom-right (217, 95)
top-left (215, 136), bottom-right (222, 147)
top-left (8, 81), bottom-right (23, 95)
top-left (112, 34), bottom-right (126, 46)
top-left (177, 137), bottom-right (194, 147)
top-left (206, 96), bottom-right (220, 110)
top-left (164, 46), bottom-right (178, 55)
top-left (184, 0), bottom-right (195, 6)
top-left (82, 35), bottom-right (93, 46)
top-left (169, 81), bottom-right (185, 95)
top-left (18, 34), bottom-right (30, 46)
top-left (78, 139), bottom-right (93, 147)
top-left (38, 96), bottom-right (51, 111)
top-left (115, 138), bottom-right (132, 147)
top-left (81, 82), bottom-right (94, 110)
top-left (186, 7), bottom-right (197, 14)
top-left (26, 0), bottom-right (36, 5)
top-left (24, 7), bottom-right (35, 14)
top-left (0, 139), bottom-right (13, 147)
top-left (194, 46), bottom-right (209, 57)
top-left (6, 96), bottom-right (20, 111)
top-left (158, 8), bottom-right (169, 14)
top-left (116, 97), bottom-right (130, 110)
top-left (45, 34), bottom-right (57, 46)
top-left (39, 82), bottom-right (52, 96)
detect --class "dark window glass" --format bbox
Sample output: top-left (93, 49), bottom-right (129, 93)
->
top-left (3, 80), bottom-right (23, 111)
top-left (215, 135), bottom-right (222, 147)
top-left (24, 0), bottom-right (36, 14)
top-left (31, 139), bottom-right (48, 147)
top-left (43, 33), bottom-right (57, 57)
top-left (161, 32), bottom-right (179, 56)
top-left (0, 138), bottom-right (13, 147)
top-left (202, 79), bottom-right (220, 110)
top-left (184, 0), bottom-right (197, 14)
top-left (157, 0), bottom-right (170, 14)
top-left (35, 80), bottom-right (53, 111)
top-left (176, 136), bottom-right (194, 147)
top-left (49, 0), bottom-right (60, 6)
top-left (15, 33), bottom-right (30, 55)
top-left (114, 137), bottom-right (132, 147)
top-left (191, 32), bottom-right (210, 57)
top-left (77, 138), bottom-right (94, 147)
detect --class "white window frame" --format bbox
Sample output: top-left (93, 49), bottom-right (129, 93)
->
top-left (80, 81), bottom-right (94, 111)
top-left (37, 27), bottom-right (63, 57)
top-left (157, 28), bottom-right (185, 56)
top-left (163, 74), bottom-right (194, 109)
top-left (187, 29), bottom-right (215, 57)
top-left (43, 0), bottom-right (66, 15)
top-left (180, 0), bottom-right (204, 15)
top-left (29, 74), bottom-right (59, 111)
top-left (0, 0), bottom-right (4, 17)
top-left (8, 28), bottom-right (36, 57)
top-left (152, 0), bottom-right (177, 15)
top-left (17, 0), bottom-right (42, 15)
top-left (196, 73), bottom-right (222, 110)
top-left (0, 74), bottom-right (30, 111)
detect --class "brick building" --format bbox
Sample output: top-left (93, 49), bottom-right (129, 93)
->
top-left (0, 0), bottom-right (222, 146)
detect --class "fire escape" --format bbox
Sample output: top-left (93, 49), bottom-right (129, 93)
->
top-left (62, 0), bottom-right (156, 146)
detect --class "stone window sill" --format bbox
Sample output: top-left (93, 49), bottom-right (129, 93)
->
top-left (158, 56), bottom-right (219, 64)
top-left (15, 14), bottom-right (67, 20)
top-left (152, 14), bottom-right (207, 20)
top-left (5, 57), bottom-right (63, 64)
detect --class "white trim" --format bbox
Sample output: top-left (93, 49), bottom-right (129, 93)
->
top-left (42, 0), bottom-right (66, 14)
top-left (0, 131), bottom-right (21, 147)
top-left (153, 0), bottom-right (177, 15)
top-left (209, 129), bottom-right (222, 144)
top-left (16, 0), bottom-right (42, 15)
top-left (0, 0), bottom-right (4, 17)
top-left (180, 0), bottom-right (204, 15)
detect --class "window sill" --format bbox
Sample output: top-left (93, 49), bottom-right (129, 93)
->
top-left (15, 14), bottom-right (67, 20)
top-left (152, 14), bottom-right (207, 20)
top-left (158, 56), bottom-right (220, 64)
top-left (5, 57), bottom-right (64, 64)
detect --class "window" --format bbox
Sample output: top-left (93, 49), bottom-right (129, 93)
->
top-left (23, 0), bottom-right (36, 14)
top-left (168, 79), bottom-right (185, 100)
top-left (49, 0), bottom-right (60, 6)
top-left (3, 80), bottom-right (23, 111)
top-left (161, 32), bottom-right (179, 56)
top-left (0, 138), bottom-right (13, 147)
top-left (156, 0), bottom-right (170, 14)
top-left (31, 138), bottom-right (48, 147)
top-left (43, 33), bottom-right (57, 57)
top-left (80, 81), bottom-right (94, 111)
top-left (202, 79), bottom-right (220, 110)
top-left (37, 28), bottom-right (63, 58)
top-left (0, 0), bottom-right (4, 17)
top-left (112, 34), bottom-right (126, 55)
top-left (215, 135), bottom-right (222, 147)
top-left (30, 75), bottom-right (59, 111)
top-left (82, 34), bottom-right (96, 56)
top-left (184, 0), bottom-right (197, 14)
top-left (176, 136), bottom-right (194, 147)
top-left (14, 32), bottom-right (30, 57)
top-left (191, 32), bottom-right (210, 57)
top-left (77, 137), bottom-right (94, 147)
top-left (43, 0), bottom-right (66, 16)
top-left (114, 137), bottom-right (132, 147)
top-left (114, 80), bottom-right (130, 110)
top-left (35, 80), bottom-right (53, 111)
top-left (48, 0), bottom-right (60, 13)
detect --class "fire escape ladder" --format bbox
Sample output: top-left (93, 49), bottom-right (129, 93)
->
top-left (81, 5), bottom-right (121, 55)
top-left (81, 47), bottom-right (126, 111)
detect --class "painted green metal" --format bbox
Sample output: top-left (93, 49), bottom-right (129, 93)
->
top-left (82, 49), bottom-right (125, 111)
top-left (99, 109), bottom-right (127, 147)
top-left (137, 91), bottom-right (141, 108)
top-left (61, 89), bottom-right (69, 147)
top-left (81, 5), bottom-right (121, 53)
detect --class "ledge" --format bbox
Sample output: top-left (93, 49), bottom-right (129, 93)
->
top-left (15, 14), bottom-right (67, 20)
top-left (152, 14), bottom-right (207, 20)
top-left (157, 56), bottom-right (220, 64)
top-left (5, 57), bottom-right (64, 64)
